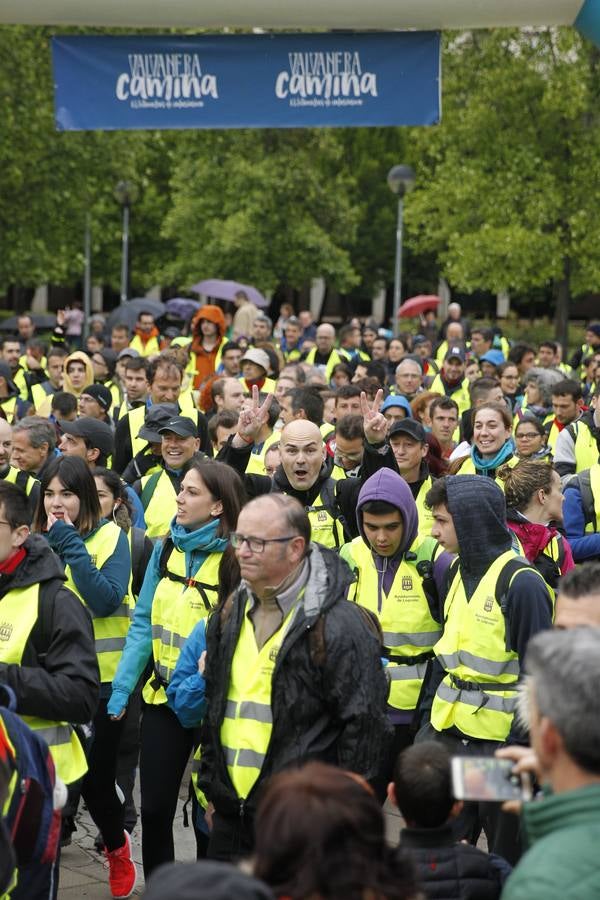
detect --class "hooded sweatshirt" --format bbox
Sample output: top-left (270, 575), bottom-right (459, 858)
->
top-left (62, 350), bottom-right (95, 398)
top-left (443, 476), bottom-right (552, 663)
top-left (190, 305), bottom-right (226, 388)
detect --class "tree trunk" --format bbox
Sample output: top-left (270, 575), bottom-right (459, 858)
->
top-left (554, 256), bottom-right (570, 356)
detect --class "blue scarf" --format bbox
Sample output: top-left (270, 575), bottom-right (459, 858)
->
top-left (169, 517), bottom-right (228, 579)
top-left (470, 439), bottom-right (514, 472)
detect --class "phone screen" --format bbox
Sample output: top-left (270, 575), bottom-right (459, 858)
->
top-left (451, 756), bottom-right (531, 802)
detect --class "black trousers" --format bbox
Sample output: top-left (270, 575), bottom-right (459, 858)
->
top-left (139, 704), bottom-right (196, 878)
top-left (206, 811), bottom-right (255, 862)
top-left (373, 721), bottom-right (414, 803)
top-left (116, 679), bottom-right (142, 833)
top-left (81, 697), bottom-right (127, 852)
top-left (415, 722), bottom-right (523, 863)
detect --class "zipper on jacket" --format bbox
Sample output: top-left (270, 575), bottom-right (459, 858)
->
top-left (239, 798), bottom-right (245, 819)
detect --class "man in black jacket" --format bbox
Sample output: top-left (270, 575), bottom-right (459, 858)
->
top-left (199, 493), bottom-right (391, 861)
top-left (217, 386), bottom-right (394, 542)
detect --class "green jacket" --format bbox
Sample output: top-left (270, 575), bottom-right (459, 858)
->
top-left (502, 783), bottom-right (600, 900)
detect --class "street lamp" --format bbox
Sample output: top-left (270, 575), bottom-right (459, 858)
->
top-left (387, 165), bottom-right (416, 336)
top-left (114, 180), bottom-right (139, 302)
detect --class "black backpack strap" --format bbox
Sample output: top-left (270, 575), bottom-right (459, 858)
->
top-left (313, 477), bottom-right (347, 545)
top-left (15, 469), bottom-right (31, 494)
top-left (576, 470), bottom-right (596, 532)
top-left (494, 557), bottom-right (534, 651)
top-left (158, 537), bottom-right (216, 611)
top-left (130, 526), bottom-right (147, 599)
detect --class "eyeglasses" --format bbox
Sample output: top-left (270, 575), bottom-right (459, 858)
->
top-left (334, 450), bottom-right (363, 463)
top-left (230, 533), bottom-right (298, 553)
top-left (516, 432), bottom-right (540, 441)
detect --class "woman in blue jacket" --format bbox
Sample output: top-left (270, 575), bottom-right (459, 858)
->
top-left (33, 456), bottom-right (135, 897)
top-left (108, 458), bottom-right (244, 878)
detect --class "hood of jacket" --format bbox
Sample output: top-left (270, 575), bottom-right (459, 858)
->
top-left (445, 475), bottom-right (511, 587)
top-left (302, 542), bottom-right (355, 620)
top-left (62, 350), bottom-right (95, 397)
top-left (356, 468), bottom-right (418, 556)
top-left (506, 511), bottom-right (556, 562)
top-left (0, 534), bottom-right (66, 594)
top-left (191, 304), bottom-right (226, 342)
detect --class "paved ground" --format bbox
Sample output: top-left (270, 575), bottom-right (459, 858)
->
top-left (57, 772), bottom-right (404, 899)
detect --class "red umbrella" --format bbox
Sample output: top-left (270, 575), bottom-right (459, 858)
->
top-left (398, 295), bottom-right (441, 318)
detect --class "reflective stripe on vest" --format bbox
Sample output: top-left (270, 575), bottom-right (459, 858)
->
top-left (345, 538), bottom-right (441, 711)
top-left (142, 548), bottom-right (222, 705)
top-left (306, 487), bottom-right (344, 550)
top-left (572, 420), bottom-right (600, 474)
top-left (64, 521), bottom-right (131, 684)
top-left (220, 598), bottom-right (298, 799)
top-left (140, 469), bottom-right (178, 540)
top-left (431, 550), bottom-right (521, 742)
top-left (0, 583), bottom-right (87, 785)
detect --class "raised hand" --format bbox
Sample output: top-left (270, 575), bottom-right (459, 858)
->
top-left (236, 385), bottom-right (273, 444)
top-left (361, 389), bottom-right (387, 444)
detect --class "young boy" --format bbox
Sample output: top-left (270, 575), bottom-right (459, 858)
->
top-left (389, 741), bottom-right (510, 899)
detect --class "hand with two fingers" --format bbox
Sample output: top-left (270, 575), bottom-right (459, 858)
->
top-left (361, 389), bottom-right (388, 444)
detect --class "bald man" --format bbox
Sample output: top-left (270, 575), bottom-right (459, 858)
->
top-left (217, 388), bottom-right (397, 545)
top-left (302, 323), bottom-right (345, 384)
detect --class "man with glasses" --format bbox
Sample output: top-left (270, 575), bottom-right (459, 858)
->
top-left (199, 493), bottom-right (391, 861)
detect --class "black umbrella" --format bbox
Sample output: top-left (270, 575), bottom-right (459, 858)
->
top-left (0, 313), bottom-right (57, 332)
top-left (106, 298), bottom-right (167, 331)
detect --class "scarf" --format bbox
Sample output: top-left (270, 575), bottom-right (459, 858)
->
top-left (470, 439), bottom-right (514, 472)
top-left (134, 325), bottom-right (160, 346)
top-left (169, 517), bottom-right (228, 578)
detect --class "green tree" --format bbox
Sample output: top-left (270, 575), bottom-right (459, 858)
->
top-left (406, 28), bottom-right (600, 346)
top-left (157, 128), bottom-right (360, 293)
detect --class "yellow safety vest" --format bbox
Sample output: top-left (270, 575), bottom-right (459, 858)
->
top-left (142, 546), bottom-right (222, 705)
top-left (0, 583), bottom-right (87, 785)
top-left (343, 538), bottom-right (442, 711)
top-left (510, 531), bottom-right (562, 607)
top-left (305, 482), bottom-right (345, 550)
top-left (3, 466), bottom-right (38, 497)
top-left (303, 347), bottom-right (344, 383)
top-left (105, 379), bottom-right (122, 410)
top-left (431, 551), bottom-right (526, 742)
top-left (582, 463), bottom-right (600, 534)
top-left (429, 375), bottom-right (471, 416)
top-left (568, 419), bottom-right (599, 473)
top-left (129, 334), bottom-right (161, 357)
top-left (63, 521), bottom-right (132, 684)
top-left (0, 397), bottom-right (19, 424)
top-left (140, 469), bottom-right (180, 540)
top-left (456, 454), bottom-right (518, 489)
top-left (30, 382), bottom-right (53, 411)
top-left (415, 477), bottom-right (435, 537)
top-left (220, 597), bottom-right (298, 799)
top-left (189, 343), bottom-right (224, 384)
top-left (238, 376), bottom-right (277, 395)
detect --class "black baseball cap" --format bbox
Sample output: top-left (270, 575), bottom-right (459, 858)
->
top-left (158, 416), bottom-right (197, 438)
top-left (138, 404), bottom-right (179, 443)
top-left (444, 346), bottom-right (466, 362)
top-left (388, 419), bottom-right (427, 443)
top-left (59, 417), bottom-right (114, 458)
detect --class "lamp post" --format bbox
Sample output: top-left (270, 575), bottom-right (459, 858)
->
top-left (114, 180), bottom-right (139, 302)
top-left (387, 165), bottom-right (416, 336)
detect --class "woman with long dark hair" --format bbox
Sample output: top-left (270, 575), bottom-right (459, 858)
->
top-left (32, 455), bottom-right (135, 898)
top-left (107, 458), bottom-right (245, 878)
top-left (253, 761), bottom-right (419, 900)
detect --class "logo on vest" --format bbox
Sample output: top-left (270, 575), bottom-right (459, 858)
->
top-left (269, 646), bottom-right (280, 663)
top-left (483, 597), bottom-right (494, 613)
top-left (316, 511), bottom-right (328, 523)
top-left (401, 575), bottom-right (413, 591)
top-left (0, 622), bottom-right (13, 641)
top-left (88, 554), bottom-right (98, 567)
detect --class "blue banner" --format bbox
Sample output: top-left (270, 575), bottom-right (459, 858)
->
top-left (52, 32), bottom-right (440, 131)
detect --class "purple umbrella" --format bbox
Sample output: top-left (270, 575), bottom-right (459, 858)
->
top-left (191, 279), bottom-right (268, 308)
top-left (165, 298), bottom-right (201, 320)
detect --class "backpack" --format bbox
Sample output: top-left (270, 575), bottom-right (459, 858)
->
top-left (575, 469), bottom-right (596, 532)
top-left (0, 696), bottom-right (61, 878)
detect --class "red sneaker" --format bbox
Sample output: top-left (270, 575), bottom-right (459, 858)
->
top-left (104, 831), bottom-right (137, 899)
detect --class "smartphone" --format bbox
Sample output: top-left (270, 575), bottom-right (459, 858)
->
top-left (451, 755), bottom-right (532, 803)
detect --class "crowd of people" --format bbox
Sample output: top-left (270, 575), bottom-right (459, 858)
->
top-left (1, 299), bottom-right (600, 899)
